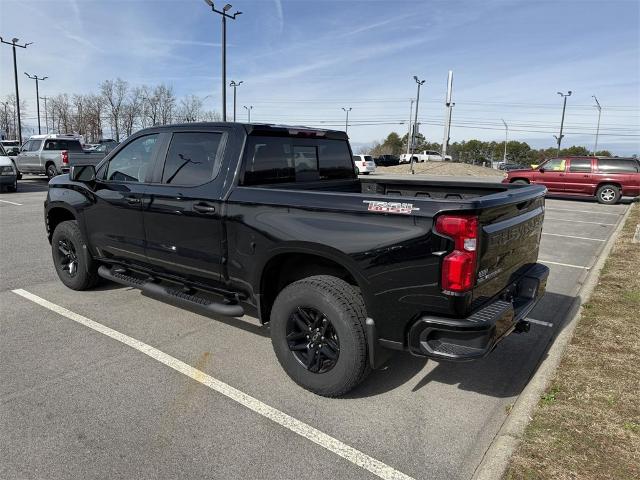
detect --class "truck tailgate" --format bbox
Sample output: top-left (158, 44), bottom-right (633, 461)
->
top-left (472, 195), bottom-right (545, 307)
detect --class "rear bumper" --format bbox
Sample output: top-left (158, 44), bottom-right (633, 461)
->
top-left (407, 263), bottom-right (549, 361)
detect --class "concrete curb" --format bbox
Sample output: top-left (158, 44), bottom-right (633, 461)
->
top-left (472, 203), bottom-right (636, 480)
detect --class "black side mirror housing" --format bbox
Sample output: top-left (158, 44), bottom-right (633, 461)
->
top-left (70, 164), bottom-right (96, 182)
top-left (539, 168), bottom-right (545, 173)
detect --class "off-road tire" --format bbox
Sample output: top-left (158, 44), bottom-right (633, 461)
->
top-left (596, 184), bottom-right (621, 205)
top-left (51, 220), bottom-right (100, 290)
top-left (270, 275), bottom-right (370, 397)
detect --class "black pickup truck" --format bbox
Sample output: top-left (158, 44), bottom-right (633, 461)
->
top-left (45, 123), bottom-right (549, 396)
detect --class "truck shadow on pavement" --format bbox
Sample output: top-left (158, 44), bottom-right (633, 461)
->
top-left (17, 176), bottom-right (50, 193)
top-left (347, 290), bottom-right (578, 399)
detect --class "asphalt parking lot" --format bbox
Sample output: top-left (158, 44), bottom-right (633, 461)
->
top-left (0, 176), bottom-right (631, 480)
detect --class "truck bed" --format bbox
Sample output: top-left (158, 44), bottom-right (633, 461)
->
top-left (253, 176), bottom-right (510, 200)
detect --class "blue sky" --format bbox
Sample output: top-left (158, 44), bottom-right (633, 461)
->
top-left (1, 0), bottom-right (638, 154)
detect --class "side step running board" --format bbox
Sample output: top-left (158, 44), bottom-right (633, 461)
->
top-left (98, 266), bottom-right (245, 318)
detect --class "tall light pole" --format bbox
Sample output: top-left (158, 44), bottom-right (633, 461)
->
top-left (410, 75), bottom-right (426, 175)
top-left (501, 119), bottom-right (508, 163)
top-left (405, 98), bottom-right (414, 157)
top-left (40, 96), bottom-right (49, 133)
top-left (243, 105), bottom-right (253, 122)
top-left (1, 36), bottom-right (32, 144)
top-left (342, 107), bottom-right (352, 133)
top-left (554, 90), bottom-right (572, 156)
top-left (229, 80), bottom-right (243, 122)
top-left (592, 95), bottom-right (602, 154)
top-left (203, 1), bottom-right (242, 122)
top-left (24, 73), bottom-right (48, 134)
top-left (442, 70), bottom-right (454, 158)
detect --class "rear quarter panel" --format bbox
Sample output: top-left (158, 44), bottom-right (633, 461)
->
top-left (225, 187), bottom-right (444, 342)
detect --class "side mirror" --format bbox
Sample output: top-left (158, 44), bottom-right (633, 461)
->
top-left (70, 164), bottom-right (96, 182)
top-left (539, 168), bottom-right (545, 173)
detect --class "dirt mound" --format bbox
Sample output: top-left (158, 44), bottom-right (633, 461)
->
top-left (378, 161), bottom-right (504, 177)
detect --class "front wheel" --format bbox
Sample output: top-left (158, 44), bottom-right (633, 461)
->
top-left (512, 179), bottom-right (529, 185)
top-left (596, 184), bottom-right (621, 205)
top-left (270, 275), bottom-right (370, 397)
top-left (51, 220), bottom-right (100, 290)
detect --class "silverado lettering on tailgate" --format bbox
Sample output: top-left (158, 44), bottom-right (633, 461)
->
top-left (487, 214), bottom-right (544, 247)
top-left (363, 200), bottom-right (419, 214)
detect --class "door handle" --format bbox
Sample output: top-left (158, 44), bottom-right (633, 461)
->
top-left (125, 196), bottom-right (141, 204)
top-left (193, 202), bottom-right (216, 214)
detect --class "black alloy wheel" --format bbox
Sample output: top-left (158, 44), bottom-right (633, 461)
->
top-left (286, 306), bottom-right (340, 374)
top-left (56, 238), bottom-right (79, 278)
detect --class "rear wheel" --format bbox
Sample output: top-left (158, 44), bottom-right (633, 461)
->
top-left (512, 179), bottom-right (529, 185)
top-left (46, 163), bottom-right (59, 180)
top-left (596, 184), bottom-right (620, 205)
top-left (51, 220), bottom-right (99, 290)
top-left (270, 275), bottom-right (370, 397)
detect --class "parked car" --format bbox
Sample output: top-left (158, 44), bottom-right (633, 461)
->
top-left (374, 154), bottom-right (400, 166)
top-left (353, 154), bottom-right (376, 174)
top-left (0, 139), bottom-right (20, 156)
top-left (400, 150), bottom-right (452, 163)
top-left (0, 144), bottom-right (18, 192)
top-left (15, 134), bottom-right (110, 179)
top-left (503, 156), bottom-right (640, 204)
top-left (45, 122), bottom-right (548, 396)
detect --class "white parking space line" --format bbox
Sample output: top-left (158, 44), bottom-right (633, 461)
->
top-left (0, 199), bottom-right (23, 206)
top-left (539, 259), bottom-right (590, 270)
top-left (545, 207), bottom-right (621, 216)
top-left (544, 217), bottom-right (616, 226)
top-left (542, 233), bottom-right (605, 242)
top-left (11, 289), bottom-right (414, 480)
top-left (527, 318), bottom-right (554, 328)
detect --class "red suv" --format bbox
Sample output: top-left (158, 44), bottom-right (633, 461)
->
top-left (502, 157), bottom-right (640, 204)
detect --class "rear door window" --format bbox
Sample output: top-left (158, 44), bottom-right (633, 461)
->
top-left (568, 159), bottom-right (592, 173)
top-left (161, 131), bottom-right (224, 185)
top-left (597, 159), bottom-right (639, 173)
top-left (243, 136), bottom-right (355, 185)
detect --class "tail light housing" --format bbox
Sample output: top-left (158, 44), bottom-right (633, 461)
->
top-left (61, 150), bottom-right (69, 165)
top-left (435, 214), bottom-right (479, 292)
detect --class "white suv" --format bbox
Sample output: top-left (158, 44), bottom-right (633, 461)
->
top-left (353, 154), bottom-right (376, 175)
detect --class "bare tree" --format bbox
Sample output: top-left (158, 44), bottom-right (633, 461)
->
top-left (101, 78), bottom-right (128, 141)
top-left (50, 94), bottom-right (72, 134)
top-left (200, 110), bottom-right (222, 122)
top-left (177, 94), bottom-right (203, 122)
top-left (121, 87), bottom-right (143, 137)
top-left (1, 94), bottom-right (27, 140)
top-left (156, 84), bottom-right (176, 125)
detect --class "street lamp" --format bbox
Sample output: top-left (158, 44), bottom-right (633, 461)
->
top-left (24, 73), bottom-right (48, 134)
top-left (229, 80), bottom-right (243, 122)
top-left (341, 107), bottom-right (352, 133)
top-left (202, 1), bottom-right (242, 121)
top-left (501, 119), bottom-right (508, 163)
top-left (554, 90), bottom-right (572, 156)
top-left (410, 75), bottom-right (426, 175)
top-left (40, 96), bottom-right (49, 133)
top-left (592, 95), bottom-right (602, 154)
top-left (1, 36), bottom-right (33, 143)
top-left (243, 105), bottom-right (253, 122)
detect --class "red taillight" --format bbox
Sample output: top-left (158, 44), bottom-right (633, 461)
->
top-left (61, 150), bottom-right (69, 165)
top-left (435, 215), bottom-right (478, 292)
